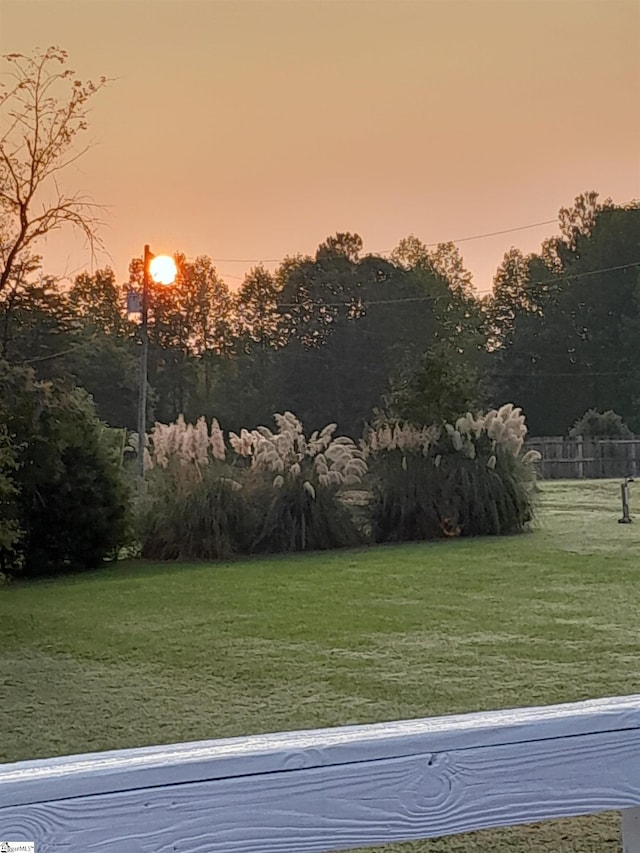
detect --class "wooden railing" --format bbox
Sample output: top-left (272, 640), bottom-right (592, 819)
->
top-left (1, 695), bottom-right (640, 852)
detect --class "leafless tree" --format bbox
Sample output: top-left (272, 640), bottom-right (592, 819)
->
top-left (0, 46), bottom-right (108, 294)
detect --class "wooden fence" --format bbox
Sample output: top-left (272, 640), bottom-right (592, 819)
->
top-left (527, 436), bottom-right (640, 479)
top-left (2, 694), bottom-right (640, 851)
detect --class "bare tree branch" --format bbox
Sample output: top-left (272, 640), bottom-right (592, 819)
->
top-left (0, 46), bottom-right (109, 293)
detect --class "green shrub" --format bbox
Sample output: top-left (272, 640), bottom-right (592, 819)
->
top-left (0, 424), bottom-right (22, 579)
top-left (366, 406), bottom-right (539, 542)
top-left (0, 363), bottom-right (131, 578)
top-left (569, 408), bottom-right (634, 439)
top-left (386, 344), bottom-right (482, 427)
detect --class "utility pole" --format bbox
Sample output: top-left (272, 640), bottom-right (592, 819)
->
top-left (137, 244), bottom-right (152, 483)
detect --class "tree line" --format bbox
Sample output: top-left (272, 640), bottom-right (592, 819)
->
top-left (2, 193), bottom-right (639, 439)
top-left (2, 48), bottom-right (639, 442)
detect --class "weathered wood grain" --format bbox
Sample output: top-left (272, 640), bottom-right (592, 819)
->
top-left (1, 695), bottom-right (640, 852)
top-left (2, 693), bottom-right (640, 808)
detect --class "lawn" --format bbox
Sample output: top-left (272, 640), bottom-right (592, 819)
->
top-left (1, 479), bottom-right (639, 851)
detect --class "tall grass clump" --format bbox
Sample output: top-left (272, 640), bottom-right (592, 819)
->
top-left (229, 412), bottom-right (367, 552)
top-left (365, 405), bottom-right (541, 542)
top-left (138, 416), bottom-right (250, 560)
top-left (363, 422), bottom-right (442, 542)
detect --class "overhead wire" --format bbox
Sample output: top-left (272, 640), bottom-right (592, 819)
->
top-left (272, 260), bottom-right (640, 309)
top-left (491, 370), bottom-right (637, 378)
top-left (212, 218), bottom-right (558, 265)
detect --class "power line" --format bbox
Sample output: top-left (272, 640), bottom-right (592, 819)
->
top-left (410, 219), bottom-right (558, 249)
top-left (210, 218), bottom-right (558, 265)
top-left (273, 260), bottom-right (640, 309)
top-left (522, 261), bottom-right (640, 290)
top-left (23, 341), bottom-right (94, 364)
top-left (492, 370), bottom-right (635, 378)
top-left (218, 271), bottom-right (245, 281)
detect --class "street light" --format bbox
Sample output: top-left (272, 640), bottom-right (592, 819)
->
top-left (136, 244), bottom-right (177, 481)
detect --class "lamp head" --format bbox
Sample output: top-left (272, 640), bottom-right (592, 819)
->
top-left (149, 254), bottom-right (177, 285)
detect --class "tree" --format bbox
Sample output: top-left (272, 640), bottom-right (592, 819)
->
top-left (64, 267), bottom-right (139, 428)
top-left (316, 232), bottom-right (363, 263)
top-left (0, 422), bottom-right (21, 575)
top-left (428, 242), bottom-right (475, 300)
top-left (234, 264), bottom-right (284, 348)
top-left (273, 236), bottom-right (404, 433)
top-left (540, 190), bottom-right (606, 272)
top-left (486, 247), bottom-right (538, 349)
top-left (126, 252), bottom-right (234, 357)
top-left (390, 234), bottom-right (431, 269)
top-left (0, 266), bottom-right (73, 370)
top-left (212, 265), bottom-right (287, 428)
top-left (386, 342), bottom-right (482, 427)
top-left (1, 252), bottom-right (45, 358)
top-left (557, 190), bottom-right (602, 249)
top-left (0, 362), bottom-right (130, 577)
top-left (569, 409), bottom-right (633, 439)
top-left (0, 262), bottom-right (140, 427)
top-left (271, 234), bottom-right (487, 436)
top-left (276, 236), bottom-right (365, 348)
top-left (487, 194), bottom-right (640, 434)
top-left (0, 47), bottom-right (107, 293)
top-left (391, 236), bottom-right (486, 359)
top-left (68, 267), bottom-right (129, 337)
top-left (125, 252), bottom-right (237, 424)
top-left (174, 254), bottom-right (234, 356)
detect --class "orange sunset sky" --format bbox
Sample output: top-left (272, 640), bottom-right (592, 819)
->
top-left (2, 0), bottom-right (639, 293)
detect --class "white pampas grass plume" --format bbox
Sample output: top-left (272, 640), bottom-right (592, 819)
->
top-left (315, 455), bottom-right (329, 475)
top-left (194, 417), bottom-right (210, 466)
top-left (210, 418), bottom-right (226, 461)
top-left (327, 470), bottom-right (343, 486)
top-left (320, 423), bottom-right (337, 439)
top-left (228, 431), bottom-right (243, 454)
top-left (456, 416), bottom-right (471, 434)
top-left (498, 403), bottom-right (515, 422)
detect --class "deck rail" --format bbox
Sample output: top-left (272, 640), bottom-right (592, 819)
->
top-left (1, 694), bottom-right (640, 851)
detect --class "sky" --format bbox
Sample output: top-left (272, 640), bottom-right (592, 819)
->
top-left (2, 0), bottom-right (639, 294)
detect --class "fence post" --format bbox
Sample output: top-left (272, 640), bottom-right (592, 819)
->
top-left (622, 807), bottom-right (640, 852)
top-left (598, 440), bottom-right (604, 479)
top-left (577, 435), bottom-right (584, 479)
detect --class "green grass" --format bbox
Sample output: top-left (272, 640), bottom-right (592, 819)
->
top-left (1, 479), bottom-right (639, 851)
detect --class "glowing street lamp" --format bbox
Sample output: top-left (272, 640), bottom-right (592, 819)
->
top-left (137, 244), bottom-right (177, 481)
top-left (149, 254), bottom-right (178, 286)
